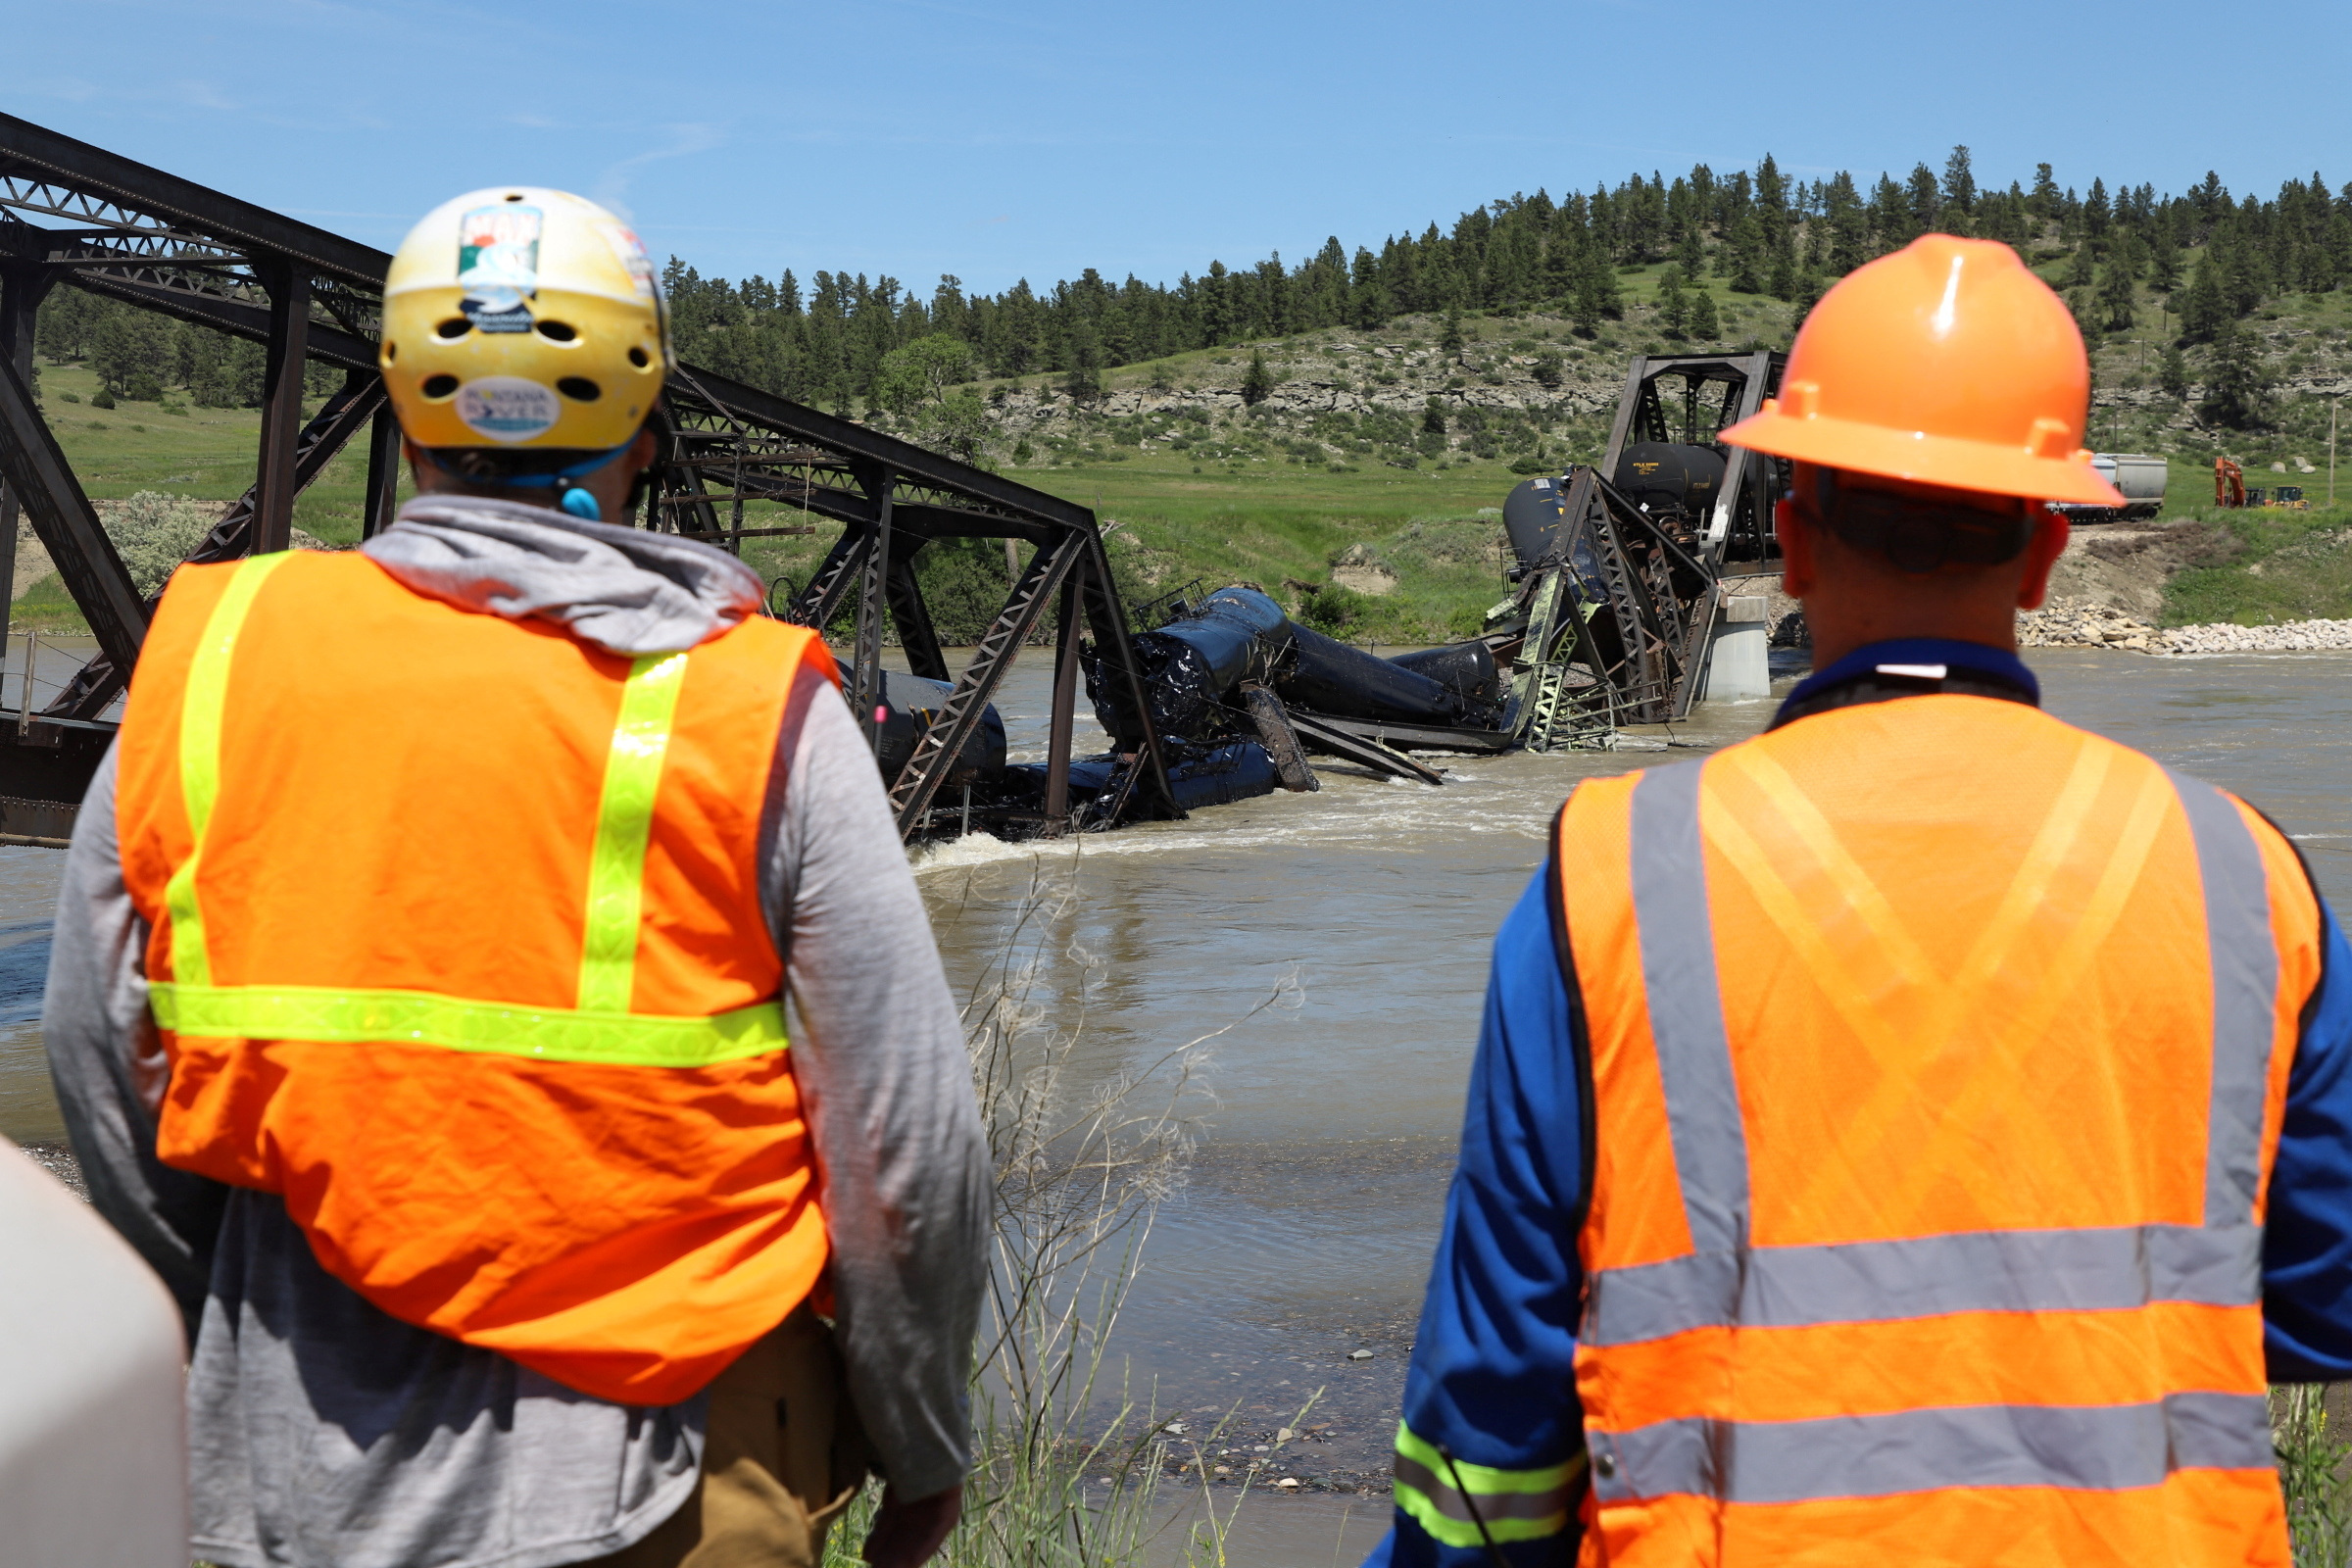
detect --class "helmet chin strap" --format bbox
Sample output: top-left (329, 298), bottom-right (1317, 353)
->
top-left (421, 438), bottom-right (637, 523)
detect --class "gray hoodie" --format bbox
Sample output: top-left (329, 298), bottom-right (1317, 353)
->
top-left (44, 496), bottom-right (989, 1568)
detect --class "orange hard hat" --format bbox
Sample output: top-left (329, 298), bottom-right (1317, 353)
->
top-left (1723, 234), bottom-right (2125, 507)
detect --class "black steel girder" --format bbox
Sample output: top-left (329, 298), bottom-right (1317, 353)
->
top-left (0, 349), bottom-right (146, 671)
top-left (0, 113), bottom-right (386, 288)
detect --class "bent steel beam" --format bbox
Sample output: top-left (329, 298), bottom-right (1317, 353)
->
top-left (887, 531), bottom-right (1088, 837)
top-left (0, 352), bottom-right (146, 672)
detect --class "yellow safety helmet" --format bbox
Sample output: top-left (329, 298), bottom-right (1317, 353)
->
top-left (379, 187), bottom-right (668, 457)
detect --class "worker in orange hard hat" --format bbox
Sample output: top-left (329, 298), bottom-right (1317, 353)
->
top-left (1366, 234), bottom-right (2352, 1567)
top-left (47, 188), bottom-right (988, 1568)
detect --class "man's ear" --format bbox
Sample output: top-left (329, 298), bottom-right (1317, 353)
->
top-left (1777, 494), bottom-right (1814, 600)
top-left (2015, 504), bottom-right (2069, 611)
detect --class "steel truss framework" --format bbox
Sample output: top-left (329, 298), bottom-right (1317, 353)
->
top-left (1600, 350), bottom-right (1788, 564)
top-left (0, 113), bottom-right (1177, 844)
top-left (1504, 465), bottom-right (1720, 743)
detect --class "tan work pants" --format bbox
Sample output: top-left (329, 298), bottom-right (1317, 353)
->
top-left (583, 1307), bottom-right (869, 1568)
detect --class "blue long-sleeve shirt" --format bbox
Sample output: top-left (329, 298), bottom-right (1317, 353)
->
top-left (1368, 641), bottom-right (2352, 1567)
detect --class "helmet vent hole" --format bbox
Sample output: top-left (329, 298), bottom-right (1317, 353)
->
top-left (434, 318), bottom-right (471, 340)
top-left (420, 374), bottom-right (461, 400)
top-left (534, 320), bottom-right (577, 342)
top-left (383, 342), bottom-right (398, 363)
top-left (627, 346), bottom-right (650, 368)
top-left (557, 377), bottom-right (602, 403)
top-left (504, 192), bottom-right (525, 203)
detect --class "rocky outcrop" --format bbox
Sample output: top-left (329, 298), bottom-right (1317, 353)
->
top-left (2018, 601), bottom-right (2159, 650)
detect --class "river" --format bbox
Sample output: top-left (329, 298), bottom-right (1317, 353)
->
top-left (4, 644), bottom-right (2351, 1564)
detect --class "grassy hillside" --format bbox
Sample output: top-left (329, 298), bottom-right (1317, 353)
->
top-left (15, 260), bottom-right (2352, 639)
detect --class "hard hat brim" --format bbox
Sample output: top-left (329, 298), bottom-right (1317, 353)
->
top-left (1723, 405), bottom-right (2127, 507)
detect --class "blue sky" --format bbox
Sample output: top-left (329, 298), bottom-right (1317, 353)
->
top-left (7, 0), bottom-right (2346, 300)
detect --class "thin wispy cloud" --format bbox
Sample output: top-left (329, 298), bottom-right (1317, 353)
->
top-left (593, 122), bottom-right (727, 220)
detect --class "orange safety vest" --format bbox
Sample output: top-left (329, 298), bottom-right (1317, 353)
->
top-left (116, 550), bottom-right (836, 1407)
top-left (1555, 694), bottom-right (2323, 1566)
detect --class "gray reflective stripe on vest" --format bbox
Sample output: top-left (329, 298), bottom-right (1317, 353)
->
top-left (1589, 761), bottom-right (2282, 1502)
top-left (1627, 760), bottom-right (1747, 1256)
top-left (1583, 1220), bottom-right (2263, 1347)
top-left (1595, 761), bottom-right (2280, 1348)
top-left (2168, 769), bottom-right (2280, 1230)
top-left (1588, 1392), bottom-right (2275, 1505)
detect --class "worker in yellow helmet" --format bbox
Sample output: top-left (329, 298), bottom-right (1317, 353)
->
top-left (1367, 235), bottom-right (2352, 1567)
top-left (49, 187), bottom-right (987, 1568)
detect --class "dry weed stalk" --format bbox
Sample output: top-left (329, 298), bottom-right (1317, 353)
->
top-left (832, 850), bottom-right (1298, 1568)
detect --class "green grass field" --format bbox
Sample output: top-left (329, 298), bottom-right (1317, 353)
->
top-left (31, 358), bottom-right (413, 544)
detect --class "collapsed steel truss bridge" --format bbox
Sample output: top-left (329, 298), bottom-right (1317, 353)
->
top-left (0, 113), bottom-right (1178, 845)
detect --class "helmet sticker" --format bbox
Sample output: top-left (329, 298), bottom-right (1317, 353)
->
top-left (597, 220), bottom-right (659, 300)
top-left (458, 204), bottom-right (542, 332)
top-left (455, 376), bottom-right (562, 443)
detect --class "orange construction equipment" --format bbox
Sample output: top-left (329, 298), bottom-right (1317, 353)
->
top-left (1554, 699), bottom-right (2320, 1564)
top-left (115, 550), bottom-right (836, 1407)
top-left (2216, 457), bottom-right (2247, 509)
top-left (1723, 234), bottom-right (2125, 507)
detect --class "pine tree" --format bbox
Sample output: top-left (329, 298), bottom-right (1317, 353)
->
top-left (2094, 260), bottom-right (2137, 333)
top-left (2028, 163), bottom-right (2059, 220)
top-left (1656, 267), bottom-right (1689, 337)
top-left (1726, 210), bottom-right (1767, 293)
top-left (1570, 252), bottom-right (1620, 333)
top-left (1674, 222), bottom-right (1706, 274)
top-left (2177, 257), bottom-right (2229, 343)
top-left (2157, 343), bottom-right (2192, 400)
top-left (2201, 318), bottom-right (2273, 430)
top-left (1061, 321), bottom-right (1103, 402)
top-left (1422, 398), bottom-right (1449, 435)
top-left (1240, 347), bottom-right (1275, 406)
top-left (1941, 146), bottom-right (1978, 213)
top-left (1441, 309), bottom-right (1467, 355)
top-left (1686, 285), bottom-right (1721, 342)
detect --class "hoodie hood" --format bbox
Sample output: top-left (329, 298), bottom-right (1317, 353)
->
top-left (362, 494), bottom-right (766, 656)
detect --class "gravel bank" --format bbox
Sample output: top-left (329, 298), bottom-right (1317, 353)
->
top-left (1783, 602), bottom-right (2352, 658)
top-left (2160, 618), bottom-right (2352, 654)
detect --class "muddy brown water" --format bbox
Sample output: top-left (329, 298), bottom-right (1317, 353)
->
top-left (5, 642), bottom-right (2352, 1560)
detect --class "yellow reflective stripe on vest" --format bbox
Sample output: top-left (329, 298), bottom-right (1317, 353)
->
top-left (164, 552), bottom-right (297, 988)
top-left (148, 981), bottom-right (786, 1067)
top-left (1392, 1421), bottom-right (1580, 1548)
top-left (577, 651), bottom-right (687, 1013)
top-left (155, 560), bottom-right (782, 1067)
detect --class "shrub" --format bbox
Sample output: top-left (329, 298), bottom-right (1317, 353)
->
top-left (90, 387), bottom-right (115, 409)
top-left (1298, 581), bottom-right (1369, 632)
top-left (1239, 349), bottom-right (1275, 406)
top-left (100, 491), bottom-right (215, 594)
